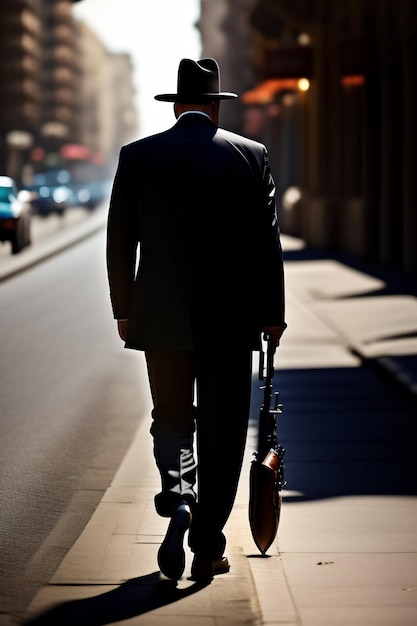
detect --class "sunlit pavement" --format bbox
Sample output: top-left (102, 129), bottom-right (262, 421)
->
top-left (2, 217), bottom-right (416, 625)
top-left (280, 236), bottom-right (417, 403)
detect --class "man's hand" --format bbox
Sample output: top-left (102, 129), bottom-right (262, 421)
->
top-left (117, 319), bottom-right (129, 341)
top-left (262, 324), bottom-right (287, 349)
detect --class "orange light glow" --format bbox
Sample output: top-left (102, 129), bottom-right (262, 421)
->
top-left (341, 75), bottom-right (365, 87)
top-left (242, 79), bottom-right (300, 104)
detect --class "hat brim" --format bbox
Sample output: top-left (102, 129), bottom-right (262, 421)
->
top-left (154, 92), bottom-right (238, 102)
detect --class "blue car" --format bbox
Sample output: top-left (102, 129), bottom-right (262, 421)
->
top-left (0, 176), bottom-right (32, 254)
top-left (27, 170), bottom-right (69, 216)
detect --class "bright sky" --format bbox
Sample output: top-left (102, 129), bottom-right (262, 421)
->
top-left (73, 0), bottom-right (202, 138)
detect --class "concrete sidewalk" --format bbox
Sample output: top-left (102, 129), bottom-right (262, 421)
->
top-left (22, 394), bottom-right (295, 626)
top-left (18, 232), bottom-right (417, 625)
top-left (270, 239), bottom-right (417, 625)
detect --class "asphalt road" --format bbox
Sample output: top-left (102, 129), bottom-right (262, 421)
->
top-left (0, 228), bottom-right (150, 621)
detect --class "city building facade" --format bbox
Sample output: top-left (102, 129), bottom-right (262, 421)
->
top-left (198, 0), bottom-right (256, 134)
top-left (198, 0), bottom-right (417, 274)
top-left (76, 22), bottom-right (137, 179)
top-left (0, 0), bottom-right (137, 189)
top-left (0, 0), bottom-right (43, 182)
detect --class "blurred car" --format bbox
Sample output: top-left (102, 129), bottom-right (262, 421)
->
top-left (27, 186), bottom-right (68, 216)
top-left (26, 171), bottom-right (69, 216)
top-left (67, 179), bottom-right (112, 210)
top-left (27, 169), bottom-right (111, 214)
top-left (0, 176), bottom-right (32, 254)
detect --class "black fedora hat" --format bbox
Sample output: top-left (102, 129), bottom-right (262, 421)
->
top-left (154, 58), bottom-right (238, 102)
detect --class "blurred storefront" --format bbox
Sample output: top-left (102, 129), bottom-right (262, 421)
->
top-left (247, 0), bottom-right (417, 274)
top-left (198, 0), bottom-right (417, 274)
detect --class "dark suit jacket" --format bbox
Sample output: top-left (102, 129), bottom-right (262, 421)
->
top-left (106, 112), bottom-right (285, 350)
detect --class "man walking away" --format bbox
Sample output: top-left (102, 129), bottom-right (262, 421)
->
top-left (106, 57), bottom-right (286, 581)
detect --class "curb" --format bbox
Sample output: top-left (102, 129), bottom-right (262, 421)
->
top-left (0, 204), bottom-right (108, 283)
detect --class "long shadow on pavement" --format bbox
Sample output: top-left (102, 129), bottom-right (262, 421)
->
top-left (22, 572), bottom-right (209, 626)
top-left (250, 364), bottom-right (417, 501)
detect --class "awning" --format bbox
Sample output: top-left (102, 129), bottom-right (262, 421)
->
top-left (242, 78), bottom-right (301, 105)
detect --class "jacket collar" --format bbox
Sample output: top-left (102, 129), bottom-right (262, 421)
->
top-left (177, 111), bottom-right (212, 122)
top-left (175, 112), bottom-right (217, 129)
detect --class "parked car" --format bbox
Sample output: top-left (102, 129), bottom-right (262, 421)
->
top-left (0, 176), bottom-right (32, 254)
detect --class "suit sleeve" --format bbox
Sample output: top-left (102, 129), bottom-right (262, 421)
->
top-left (106, 147), bottom-right (139, 319)
top-left (260, 147), bottom-right (286, 326)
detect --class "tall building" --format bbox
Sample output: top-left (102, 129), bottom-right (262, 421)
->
top-left (0, 0), bottom-right (137, 187)
top-left (38, 0), bottom-right (83, 170)
top-left (197, 0), bottom-right (256, 134)
top-left (108, 53), bottom-right (138, 158)
top-left (0, 0), bottom-right (43, 180)
top-left (0, 0), bottom-right (82, 182)
top-left (76, 19), bottom-right (137, 175)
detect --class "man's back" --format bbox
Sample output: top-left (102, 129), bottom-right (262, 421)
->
top-left (109, 113), bottom-right (282, 349)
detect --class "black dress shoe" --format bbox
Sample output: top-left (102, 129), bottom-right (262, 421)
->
top-left (190, 555), bottom-right (230, 581)
top-left (158, 502), bottom-right (192, 580)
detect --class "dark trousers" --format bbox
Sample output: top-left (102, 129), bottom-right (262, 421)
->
top-left (145, 347), bottom-right (253, 558)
